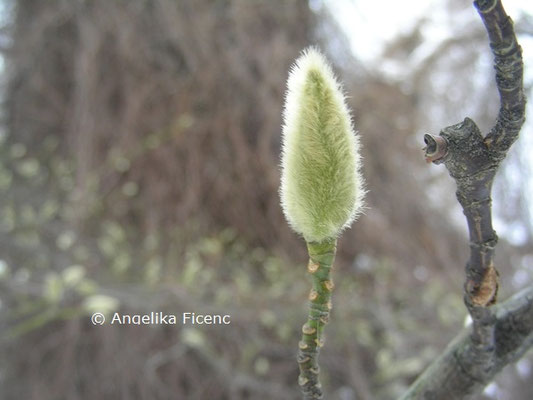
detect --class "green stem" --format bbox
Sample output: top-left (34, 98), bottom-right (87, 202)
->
top-left (297, 238), bottom-right (337, 399)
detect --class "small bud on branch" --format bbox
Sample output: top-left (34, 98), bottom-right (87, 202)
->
top-left (423, 134), bottom-right (448, 163)
top-left (280, 47), bottom-right (364, 243)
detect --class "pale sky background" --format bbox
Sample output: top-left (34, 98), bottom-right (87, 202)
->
top-left (322, 0), bottom-right (533, 247)
top-left (323, 0), bottom-right (533, 66)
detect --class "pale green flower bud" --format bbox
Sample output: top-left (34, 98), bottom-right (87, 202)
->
top-left (280, 47), bottom-right (364, 243)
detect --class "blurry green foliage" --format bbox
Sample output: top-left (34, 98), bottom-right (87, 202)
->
top-left (0, 128), bottom-right (466, 399)
top-left (82, 294), bottom-right (120, 316)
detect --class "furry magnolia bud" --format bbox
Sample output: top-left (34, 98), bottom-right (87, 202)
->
top-left (280, 47), bottom-right (364, 243)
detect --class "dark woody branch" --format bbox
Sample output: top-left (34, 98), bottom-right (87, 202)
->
top-left (424, 0), bottom-right (526, 310)
top-left (412, 0), bottom-right (528, 398)
top-left (427, 117), bottom-right (501, 310)
top-left (476, 0), bottom-right (526, 155)
top-left (400, 286), bottom-right (533, 400)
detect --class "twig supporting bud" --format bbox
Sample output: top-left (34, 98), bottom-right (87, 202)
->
top-left (297, 239), bottom-right (336, 400)
top-left (280, 47), bottom-right (365, 399)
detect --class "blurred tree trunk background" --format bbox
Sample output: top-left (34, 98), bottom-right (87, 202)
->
top-left (0, 0), bottom-right (531, 399)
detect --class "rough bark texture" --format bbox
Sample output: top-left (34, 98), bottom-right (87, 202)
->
top-left (400, 287), bottom-right (533, 400)
top-left (407, 0), bottom-right (529, 398)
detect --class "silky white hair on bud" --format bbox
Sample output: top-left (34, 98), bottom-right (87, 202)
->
top-left (280, 47), bottom-right (364, 243)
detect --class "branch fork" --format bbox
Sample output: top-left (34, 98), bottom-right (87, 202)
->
top-left (404, 0), bottom-right (528, 398)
